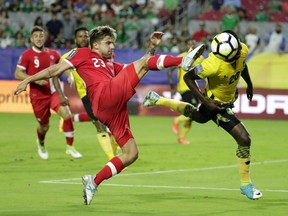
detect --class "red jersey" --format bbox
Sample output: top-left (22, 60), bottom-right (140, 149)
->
top-left (17, 47), bottom-right (60, 99)
top-left (64, 48), bottom-right (125, 90)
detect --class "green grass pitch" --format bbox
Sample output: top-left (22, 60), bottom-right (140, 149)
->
top-left (0, 113), bottom-right (287, 216)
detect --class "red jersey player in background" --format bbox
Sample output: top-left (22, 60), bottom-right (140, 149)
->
top-left (14, 26), bottom-right (82, 160)
top-left (14, 26), bottom-right (205, 204)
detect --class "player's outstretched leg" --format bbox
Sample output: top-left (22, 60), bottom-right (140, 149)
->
top-left (181, 44), bottom-right (206, 71)
top-left (240, 183), bottom-right (262, 200)
top-left (82, 175), bottom-right (98, 205)
top-left (143, 91), bottom-right (196, 117)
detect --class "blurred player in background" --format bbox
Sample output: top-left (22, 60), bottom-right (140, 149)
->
top-left (14, 26), bottom-right (82, 160)
top-left (53, 27), bottom-right (117, 160)
top-left (167, 39), bottom-right (204, 145)
top-left (14, 26), bottom-right (205, 205)
top-left (143, 30), bottom-right (262, 200)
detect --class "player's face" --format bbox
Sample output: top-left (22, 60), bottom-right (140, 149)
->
top-left (30, 31), bottom-right (45, 50)
top-left (75, 30), bottom-right (89, 48)
top-left (95, 36), bottom-right (115, 59)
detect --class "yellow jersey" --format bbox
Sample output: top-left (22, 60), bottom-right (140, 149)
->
top-left (177, 52), bottom-right (204, 94)
top-left (61, 49), bottom-right (87, 98)
top-left (194, 43), bottom-right (249, 104)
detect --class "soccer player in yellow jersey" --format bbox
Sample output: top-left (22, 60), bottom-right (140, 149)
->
top-left (53, 27), bottom-right (117, 160)
top-left (167, 39), bottom-right (204, 145)
top-left (143, 30), bottom-right (262, 200)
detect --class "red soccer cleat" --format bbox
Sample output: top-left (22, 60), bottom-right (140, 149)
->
top-left (178, 137), bottom-right (190, 145)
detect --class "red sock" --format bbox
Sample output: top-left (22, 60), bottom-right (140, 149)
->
top-left (72, 112), bottom-right (90, 122)
top-left (37, 127), bottom-right (46, 143)
top-left (147, 54), bottom-right (182, 70)
top-left (94, 156), bottom-right (123, 185)
top-left (63, 118), bottom-right (74, 145)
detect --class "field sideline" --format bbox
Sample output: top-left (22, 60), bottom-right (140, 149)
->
top-left (0, 113), bottom-right (287, 216)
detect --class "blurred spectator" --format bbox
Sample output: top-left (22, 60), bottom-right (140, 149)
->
top-left (245, 27), bottom-right (261, 54)
top-left (116, 21), bottom-right (129, 48)
top-left (124, 15), bottom-right (141, 49)
top-left (254, 4), bottom-right (269, 22)
top-left (263, 23), bottom-right (286, 54)
top-left (62, 10), bottom-right (76, 41)
top-left (268, 0), bottom-right (282, 12)
top-left (1, 21), bottom-right (14, 37)
top-left (221, 5), bottom-right (239, 30)
top-left (212, 0), bottom-right (224, 11)
top-left (237, 7), bottom-right (248, 21)
top-left (118, 2), bottom-right (133, 19)
top-left (221, 0), bottom-right (241, 11)
top-left (15, 21), bottom-right (30, 39)
top-left (20, 0), bottom-right (33, 13)
top-left (52, 32), bottom-right (66, 49)
top-left (111, 0), bottom-right (124, 15)
top-left (7, 0), bottom-right (21, 12)
top-left (0, 7), bottom-right (9, 25)
top-left (82, 0), bottom-right (101, 17)
top-left (49, 0), bottom-right (65, 14)
top-left (33, 0), bottom-right (45, 12)
top-left (73, 0), bottom-right (86, 13)
top-left (34, 16), bottom-right (44, 28)
top-left (0, 31), bottom-right (13, 48)
top-left (192, 22), bottom-right (210, 43)
top-left (46, 12), bottom-right (63, 41)
top-left (129, 0), bottom-right (140, 14)
top-left (13, 31), bottom-right (28, 48)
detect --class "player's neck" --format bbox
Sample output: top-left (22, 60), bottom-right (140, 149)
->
top-left (32, 46), bottom-right (44, 53)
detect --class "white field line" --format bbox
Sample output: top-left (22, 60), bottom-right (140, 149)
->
top-left (39, 159), bottom-right (288, 193)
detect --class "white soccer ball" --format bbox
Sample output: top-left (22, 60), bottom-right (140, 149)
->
top-left (211, 32), bottom-right (239, 61)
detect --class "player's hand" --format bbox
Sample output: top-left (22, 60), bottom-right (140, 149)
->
top-left (14, 80), bottom-right (29, 95)
top-left (59, 95), bottom-right (70, 106)
top-left (150, 32), bottom-right (164, 47)
top-left (67, 73), bottom-right (75, 89)
top-left (246, 86), bottom-right (253, 102)
top-left (34, 80), bottom-right (48, 86)
top-left (204, 98), bottom-right (225, 112)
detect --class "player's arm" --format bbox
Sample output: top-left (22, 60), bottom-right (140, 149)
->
top-left (14, 66), bottom-right (48, 86)
top-left (15, 61), bottom-right (71, 95)
top-left (52, 76), bottom-right (70, 106)
top-left (184, 69), bottom-right (224, 111)
top-left (167, 67), bottom-right (177, 98)
top-left (241, 63), bottom-right (253, 101)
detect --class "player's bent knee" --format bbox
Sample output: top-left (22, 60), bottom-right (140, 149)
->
top-left (239, 135), bottom-right (251, 147)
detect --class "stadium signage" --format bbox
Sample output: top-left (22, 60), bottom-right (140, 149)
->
top-left (233, 89), bottom-right (288, 119)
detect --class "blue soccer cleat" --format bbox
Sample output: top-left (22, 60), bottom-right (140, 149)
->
top-left (240, 183), bottom-right (262, 200)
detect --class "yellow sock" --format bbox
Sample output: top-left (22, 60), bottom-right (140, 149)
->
top-left (237, 157), bottom-right (252, 186)
top-left (110, 135), bottom-right (119, 155)
top-left (179, 119), bottom-right (191, 138)
top-left (97, 132), bottom-right (115, 160)
top-left (157, 97), bottom-right (187, 114)
top-left (175, 115), bottom-right (190, 124)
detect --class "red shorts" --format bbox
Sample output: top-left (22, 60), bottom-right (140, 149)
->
top-left (89, 64), bottom-right (140, 147)
top-left (31, 93), bottom-right (61, 125)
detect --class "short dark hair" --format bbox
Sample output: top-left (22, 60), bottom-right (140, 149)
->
top-left (89, 26), bottom-right (116, 48)
top-left (30, 25), bottom-right (44, 35)
top-left (74, 27), bottom-right (89, 37)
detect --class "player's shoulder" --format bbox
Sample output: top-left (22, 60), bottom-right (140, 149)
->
top-left (21, 47), bottom-right (33, 56)
top-left (62, 48), bottom-right (77, 59)
top-left (240, 42), bottom-right (249, 56)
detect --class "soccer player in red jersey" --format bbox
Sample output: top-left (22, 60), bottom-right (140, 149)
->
top-left (14, 26), bottom-right (82, 160)
top-left (14, 26), bottom-right (205, 204)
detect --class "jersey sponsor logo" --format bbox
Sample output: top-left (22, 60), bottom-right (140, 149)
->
top-left (67, 50), bottom-right (78, 60)
top-left (194, 64), bottom-right (203, 75)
